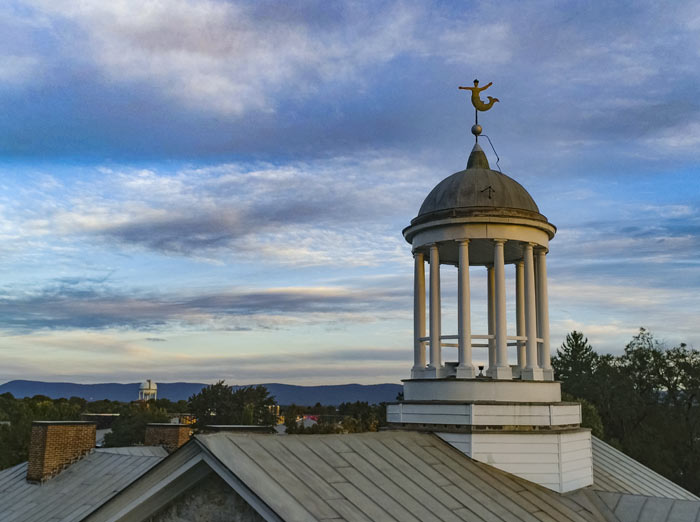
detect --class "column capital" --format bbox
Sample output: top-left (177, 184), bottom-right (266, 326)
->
top-left (412, 250), bottom-right (425, 259)
top-left (455, 238), bottom-right (470, 245)
top-left (534, 245), bottom-right (548, 253)
top-left (493, 238), bottom-right (507, 245)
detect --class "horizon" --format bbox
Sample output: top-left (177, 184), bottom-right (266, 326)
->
top-left (1, 1), bottom-right (699, 384)
top-left (0, 379), bottom-right (398, 386)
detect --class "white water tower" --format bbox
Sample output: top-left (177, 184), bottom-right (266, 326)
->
top-left (138, 379), bottom-right (158, 401)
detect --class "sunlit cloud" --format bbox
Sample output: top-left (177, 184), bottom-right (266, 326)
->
top-left (0, 277), bottom-right (410, 333)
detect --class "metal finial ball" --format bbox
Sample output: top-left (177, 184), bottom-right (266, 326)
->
top-left (471, 124), bottom-right (482, 136)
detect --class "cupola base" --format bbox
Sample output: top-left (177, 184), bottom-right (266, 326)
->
top-left (388, 378), bottom-right (594, 493)
top-left (403, 377), bottom-right (561, 403)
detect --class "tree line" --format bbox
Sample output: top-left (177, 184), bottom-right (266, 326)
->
top-left (553, 328), bottom-right (700, 495)
top-left (0, 380), bottom-right (385, 470)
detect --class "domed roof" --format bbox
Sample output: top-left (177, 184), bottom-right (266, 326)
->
top-left (416, 144), bottom-right (540, 219)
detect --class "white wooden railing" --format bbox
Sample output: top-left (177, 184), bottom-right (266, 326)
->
top-left (418, 334), bottom-right (543, 348)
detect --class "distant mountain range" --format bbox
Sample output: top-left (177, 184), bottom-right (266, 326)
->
top-left (0, 380), bottom-right (402, 405)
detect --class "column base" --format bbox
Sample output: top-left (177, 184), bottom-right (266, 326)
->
top-left (411, 366), bottom-right (429, 379)
top-left (521, 367), bottom-right (545, 381)
top-left (543, 368), bottom-right (554, 381)
top-left (455, 365), bottom-right (477, 379)
top-left (423, 366), bottom-right (451, 378)
top-left (487, 366), bottom-right (513, 380)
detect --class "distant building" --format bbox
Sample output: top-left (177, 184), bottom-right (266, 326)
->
top-left (268, 404), bottom-right (281, 422)
top-left (169, 413), bottom-right (196, 425)
top-left (138, 379), bottom-right (157, 401)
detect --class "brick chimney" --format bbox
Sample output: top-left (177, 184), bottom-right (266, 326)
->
top-left (27, 421), bottom-right (96, 482)
top-left (145, 423), bottom-right (192, 453)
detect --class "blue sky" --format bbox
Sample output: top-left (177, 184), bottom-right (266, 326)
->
top-left (0, 0), bottom-right (699, 384)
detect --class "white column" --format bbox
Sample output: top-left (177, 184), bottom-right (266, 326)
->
top-left (487, 266), bottom-right (496, 374)
top-left (536, 248), bottom-right (553, 381)
top-left (457, 240), bottom-right (475, 378)
top-left (412, 252), bottom-right (426, 377)
top-left (492, 239), bottom-right (512, 379)
top-left (515, 260), bottom-right (526, 369)
top-left (522, 243), bottom-right (543, 380)
top-left (428, 244), bottom-right (442, 375)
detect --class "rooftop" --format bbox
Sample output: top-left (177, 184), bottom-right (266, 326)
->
top-left (0, 446), bottom-right (167, 522)
top-left (193, 430), bottom-right (616, 522)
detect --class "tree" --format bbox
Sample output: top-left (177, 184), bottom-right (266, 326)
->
top-left (84, 399), bottom-right (122, 413)
top-left (103, 403), bottom-right (169, 447)
top-left (188, 382), bottom-right (276, 428)
top-left (561, 392), bottom-right (604, 438)
top-left (622, 328), bottom-right (667, 399)
top-left (552, 331), bottom-right (598, 399)
top-left (553, 328), bottom-right (700, 495)
top-left (0, 394), bottom-right (84, 469)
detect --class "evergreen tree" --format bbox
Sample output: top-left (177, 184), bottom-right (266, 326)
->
top-left (552, 331), bottom-right (598, 399)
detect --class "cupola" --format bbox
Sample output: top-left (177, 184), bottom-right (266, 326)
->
top-left (388, 81), bottom-right (593, 494)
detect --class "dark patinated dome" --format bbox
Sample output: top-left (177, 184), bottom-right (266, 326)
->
top-left (417, 144), bottom-right (540, 220)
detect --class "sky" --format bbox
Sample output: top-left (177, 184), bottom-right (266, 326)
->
top-left (0, 0), bottom-right (699, 385)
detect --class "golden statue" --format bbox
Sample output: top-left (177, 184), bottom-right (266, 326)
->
top-left (459, 79), bottom-right (499, 111)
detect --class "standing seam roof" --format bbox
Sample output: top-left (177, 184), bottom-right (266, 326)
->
top-left (196, 430), bottom-right (606, 522)
top-left (0, 446), bottom-right (166, 522)
top-left (591, 436), bottom-right (699, 501)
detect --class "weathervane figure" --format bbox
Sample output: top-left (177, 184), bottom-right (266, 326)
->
top-left (459, 78), bottom-right (499, 143)
top-left (459, 79), bottom-right (499, 111)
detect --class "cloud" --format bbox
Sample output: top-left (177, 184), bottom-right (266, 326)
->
top-left (0, 277), bottom-right (410, 333)
top-left (8, 157), bottom-right (424, 266)
top-left (0, 327), bottom-right (412, 384)
top-left (0, 55), bottom-right (41, 86)
top-left (23, 0), bottom-right (431, 115)
top-left (0, 0), bottom-right (698, 163)
top-left (651, 121), bottom-right (700, 151)
top-left (546, 199), bottom-right (700, 283)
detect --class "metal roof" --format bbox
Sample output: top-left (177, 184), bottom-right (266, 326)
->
top-left (589, 490), bottom-right (700, 522)
top-left (591, 436), bottom-right (699, 501)
top-left (0, 446), bottom-right (166, 522)
top-left (417, 166), bottom-right (541, 217)
top-left (415, 144), bottom-right (543, 222)
top-left (196, 430), bottom-right (608, 522)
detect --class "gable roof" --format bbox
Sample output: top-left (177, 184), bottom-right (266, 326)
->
top-left (0, 446), bottom-right (166, 522)
top-left (590, 436), bottom-right (699, 501)
top-left (84, 430), bottom-right (700, 522)
top-left (196, 430), bottom-right (606, 522)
